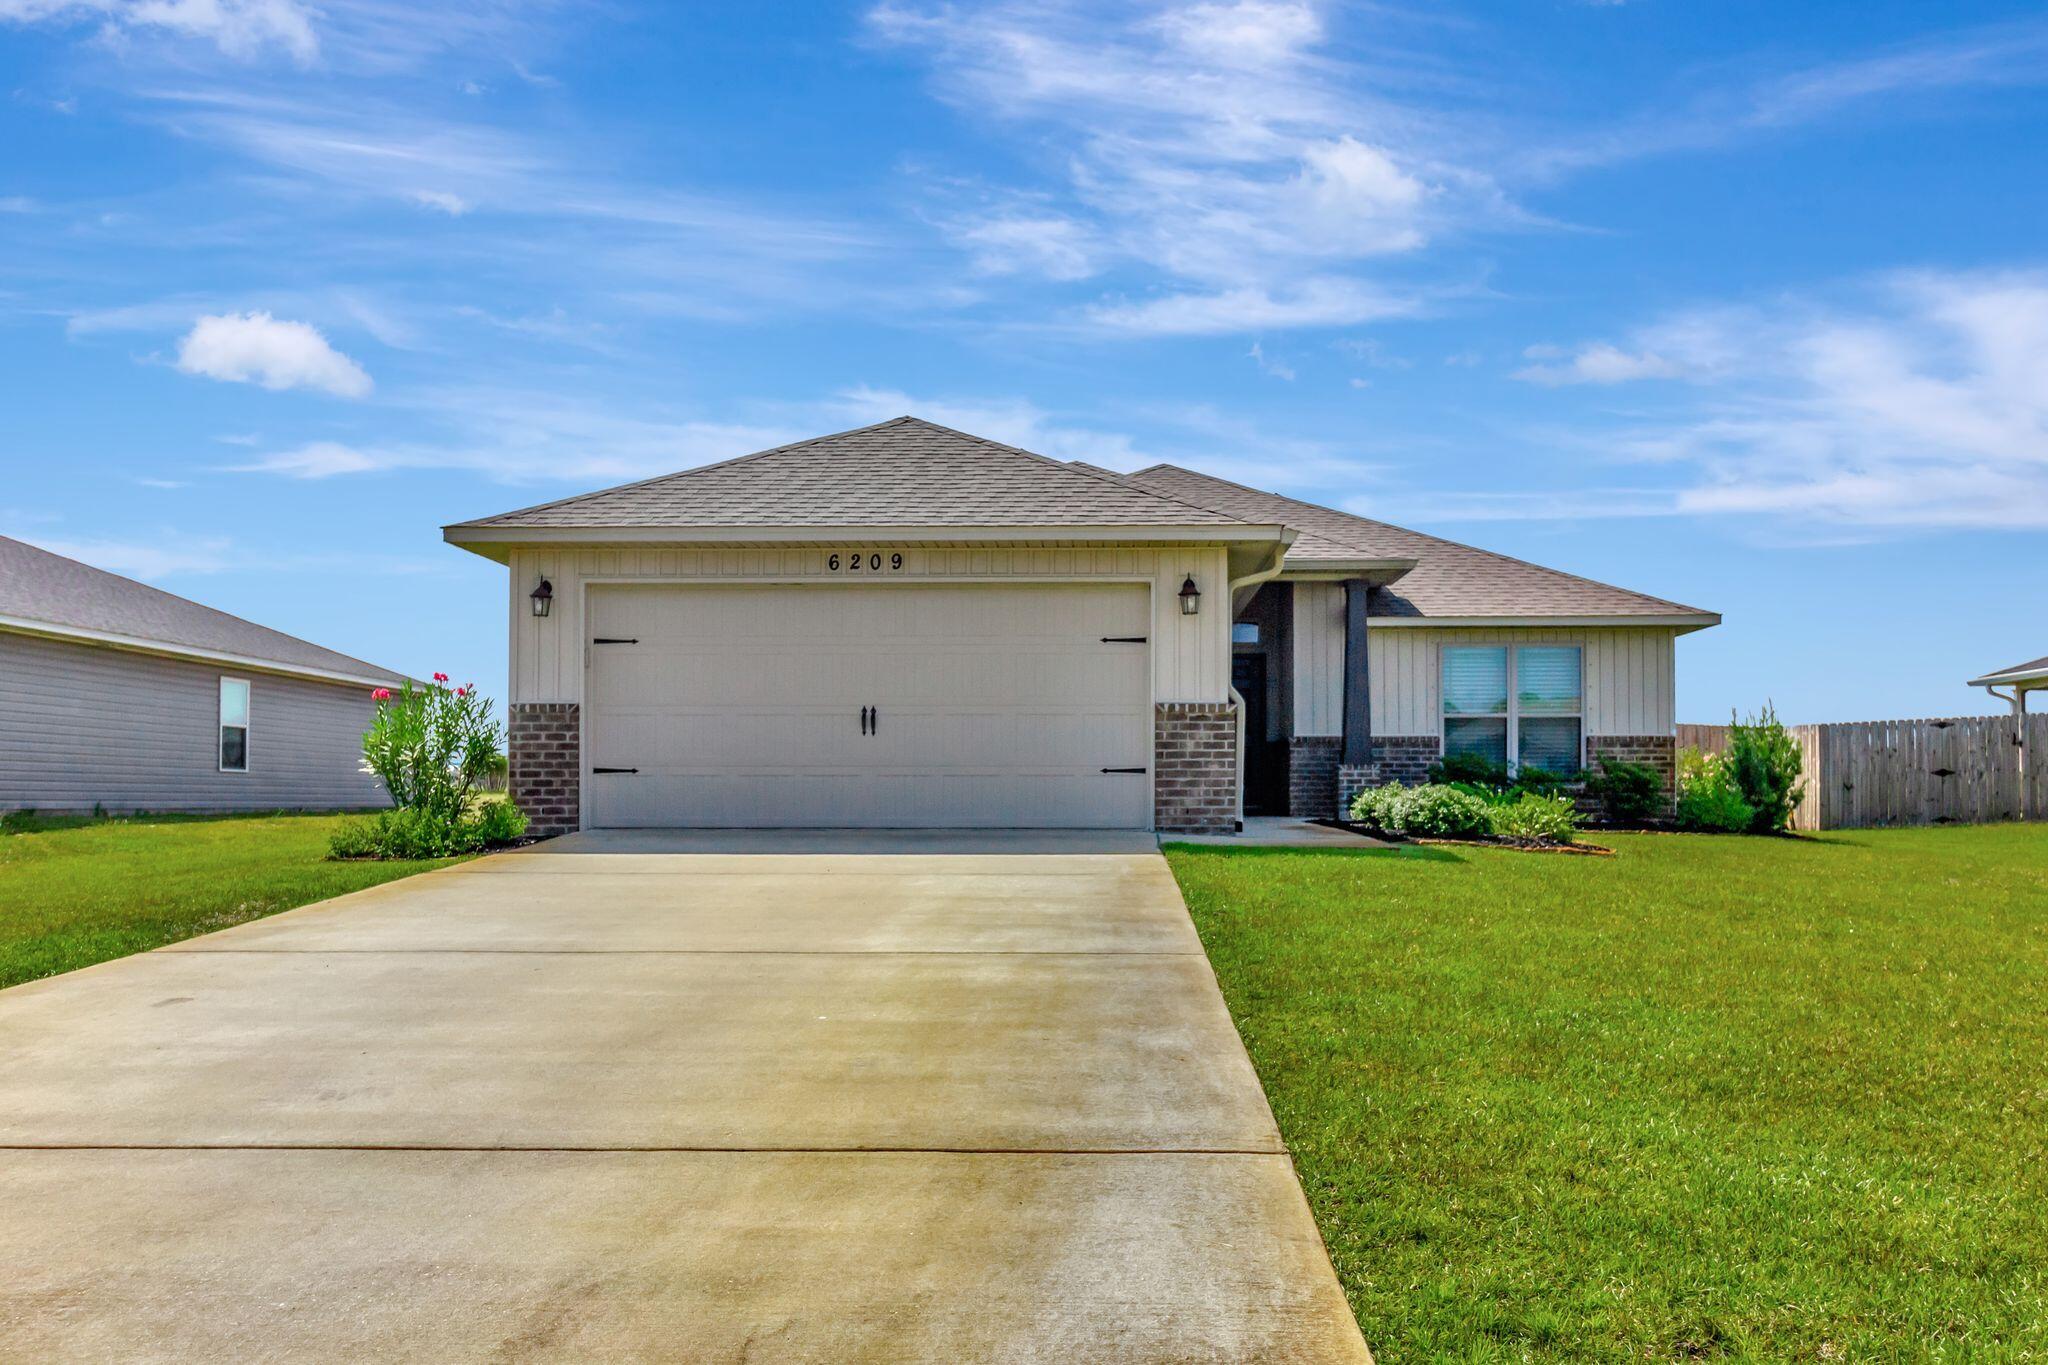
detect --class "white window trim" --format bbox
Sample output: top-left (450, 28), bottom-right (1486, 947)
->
top-left (219, 675), bottom-right (250, 774)
top-left (1440, 644), bottom-right (1585, 774)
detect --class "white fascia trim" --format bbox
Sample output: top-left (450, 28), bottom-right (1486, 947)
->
top-left (0, 616), bottom-right (399, 690)
top-left (445, 522), bottom-right (1289, 552)
top-left (1278, 560), bottom-right (1418, 581)
top-left (1369, 613), bottom-right (1721, 632)
top-left (1970, 670), bottom-right (2048, 688)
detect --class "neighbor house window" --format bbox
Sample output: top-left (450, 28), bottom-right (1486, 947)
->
top-left (1441, 645), bottom-right (1582, 775)
top-left (219, 677), bottom-right (250, 773)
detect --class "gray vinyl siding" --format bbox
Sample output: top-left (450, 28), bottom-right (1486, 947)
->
top-left (0, 630), bottom-right (390, 813)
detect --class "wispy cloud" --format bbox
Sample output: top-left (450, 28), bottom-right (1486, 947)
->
top-left (1507, 268), bottom-right (2048, 529)
top-left (1514, 341), bottom-right (1682, 386)
top-left (1247, 340), bottom-right (1294, 380)
top-left (1, 0), bottom-right (320, 63)
top-left (869, 1), bottom-right (1496, 334)
top-left (175, 310), bottom-right (373, 397)
top-left (1535, 16), bottom-right (2048, 175)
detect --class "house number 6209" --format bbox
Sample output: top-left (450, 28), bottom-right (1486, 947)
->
top-left (828, 553), bottom-right (903, 572)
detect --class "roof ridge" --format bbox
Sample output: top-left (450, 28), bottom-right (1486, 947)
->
top-left (0, 534), bottom-right (404, 679)
top-left (1134, 464), bottom-right (1713, 617)
top-left (446, 417), bottom-right (924, 529)
top-left (894, 418), bottom-right (1261, 526)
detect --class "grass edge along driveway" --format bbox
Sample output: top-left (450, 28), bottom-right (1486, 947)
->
top-left (1167, 825), bottom-right (2048, 1363)
top-left (0, 812), bottom-right (462, 990)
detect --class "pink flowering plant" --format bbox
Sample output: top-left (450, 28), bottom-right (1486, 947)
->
top-left (330, 675), bottom-right (525, 859)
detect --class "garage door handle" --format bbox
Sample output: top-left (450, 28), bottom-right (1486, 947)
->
top-left (592, 766), bottom-right (638, 774)
top-left (592, 637), bottom-right (638, 644)
top-left (861, 705), bottom-right (870, 735)
top-left (870, 705), bottom-right (878, 735)
top-left (1100, 636), bottom-right (1148, 643)
top-left (1101, 766), bottom-right (1147, 774)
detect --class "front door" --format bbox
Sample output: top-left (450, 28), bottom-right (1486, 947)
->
top-left (1233, 653), bottom-right (1286, 816)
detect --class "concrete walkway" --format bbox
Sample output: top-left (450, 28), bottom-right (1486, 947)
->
top-left (0, 831), bottom-right (1369, 1362)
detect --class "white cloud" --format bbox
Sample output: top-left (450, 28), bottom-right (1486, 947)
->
top-left (1515, 342), bottom-right (1683, 386)
top-left (227, 440), bottom-right (385, 477)
top-left (174, 311), bottom-right (372, 397)
top-left (0, 0), bottom-right (319, 62)
top-left (408, 189), bottom-right (471, 215)
top-left (1086, 277), bottom-right (1426, 336)
top-left (1248, 341), bottom-right (1294, 381)
top-left (869, 1), bottom-right (1481, 334)
top-left (1523, 269), bottom-right (2048, 529)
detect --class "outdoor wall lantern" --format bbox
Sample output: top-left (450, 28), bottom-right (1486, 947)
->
top-left (530, 578), bottom-right (554, 618)
top-left (1179, 575), bottom-right (1201, 616)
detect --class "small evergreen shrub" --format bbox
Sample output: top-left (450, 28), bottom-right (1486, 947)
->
top-left (1429, 751), bottom-right (1510, 788)
top-left (1486, 791), bottom-right (1582, 844)
top-left (1726, 704), bottom-right (1806, 833)
top-left (1583, 756), bottom-right (1665, 824)
top-left (1348, 782), bottom-right (1411, 836)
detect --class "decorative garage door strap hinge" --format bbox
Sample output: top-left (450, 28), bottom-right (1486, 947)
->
top-left (1100, 766), bottom-right (1148, 774)
top-left (592, 637), bottom-right (639, 644)
top-left (1099, 635), bottom-right (1148, 643)
top-left (592, 766), bottom-right (639, 774)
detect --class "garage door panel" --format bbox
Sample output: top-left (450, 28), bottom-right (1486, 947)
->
top-left (585, 583), bottom-right (1154, 828)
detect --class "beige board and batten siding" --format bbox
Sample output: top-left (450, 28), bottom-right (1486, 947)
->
top-left (506, 545), bottom-right (1234, 707)
top-left (1287, 600), bottom-right (1678, 739)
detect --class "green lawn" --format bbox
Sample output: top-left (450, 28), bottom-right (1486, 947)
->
top-left (1166, 826), bottom-right (2048, 1363)
top-left (0, 812), bottom-right (462, 989)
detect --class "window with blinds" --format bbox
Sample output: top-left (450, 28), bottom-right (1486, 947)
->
top-left (1440, 644), bottom-right (1583, 775)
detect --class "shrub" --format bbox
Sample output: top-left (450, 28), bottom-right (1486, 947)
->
top-left (1486, 791), bottom-right (1581, 844)
top-left (1400, 785), bottom-right (1496, 839)
top-left (360, 677), bottom-right (504, 825)
top-left (329, 801), bottom-right (529, 860)
top-left (1726, 704), bottom-right (1806, 834)
top-left (333, 675), bottom-right (527, 860)
top-left (1583, 756), bottom-right (1665, 824)
top-left (1428, 751), bottom-right (1510, 788)
top-left (1677, 779), bottom-right (1755, 833)
top-left (1348, 782), bottom-right (1411, 836)
top-left (1675, 747), bottom-right (1755, 833)
top-left (1352, 782), bottom-right (1495, 840)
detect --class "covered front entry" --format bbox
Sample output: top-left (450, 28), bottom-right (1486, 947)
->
top-left (583, 581), bottom-right (1154, 828)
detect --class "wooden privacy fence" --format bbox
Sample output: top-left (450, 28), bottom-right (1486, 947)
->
top-left (1677, 716), bottom-right (2047, 830)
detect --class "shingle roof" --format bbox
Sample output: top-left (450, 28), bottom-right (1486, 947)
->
top-left (454, 417), bottom-right (1254, 529)
top-left (1969, 654), bottom-right (2048, 687)
top-left (0, 535), bottom-right (406, 685)
top-left (1123, 465), bottom-right (1716, 621)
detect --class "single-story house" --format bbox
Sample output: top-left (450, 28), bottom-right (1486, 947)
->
top-left (0, 535), bottom-right (404, 814)
top-left (446, 417), bottom-right (1719, 835)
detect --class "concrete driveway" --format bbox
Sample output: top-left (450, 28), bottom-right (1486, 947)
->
top-left (0, 830), bottom-right (1369, 1362)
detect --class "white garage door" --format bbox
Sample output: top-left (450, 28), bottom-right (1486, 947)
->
top-left (584, 582), bottom-right (1154, 828)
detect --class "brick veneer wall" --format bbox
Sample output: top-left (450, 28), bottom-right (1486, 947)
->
top-left (1589, 734), bottom-right (1678, 801)
top-left (1155, 702), bottom-right (1238, 835)
top-left (1288, 736), bottom-right (1341, 818)
top-left (509, 702), bottom-right (581, 836)
top-left (1337, 763), bottom-right (1380, 818)
top-left (1373, 735), bottom-right (1441, 787)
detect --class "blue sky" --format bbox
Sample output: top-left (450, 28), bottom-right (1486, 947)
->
top-left (4, 0), bottom-right (2045, 723)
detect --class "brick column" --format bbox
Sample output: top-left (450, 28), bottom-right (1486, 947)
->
top-left (1154, 702), bottom-right (1238, 835)
top-left (1288, 735), bottom-right (1341, 818)
top-left (508, 702), bottom-right (581, 836)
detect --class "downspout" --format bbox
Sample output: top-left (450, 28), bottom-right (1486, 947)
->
top-left (1226, 543), bottom-right (1292, 832)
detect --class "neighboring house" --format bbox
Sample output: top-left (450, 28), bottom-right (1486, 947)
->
top-left (0, 536), bottom-right (404, 814)
top-left (446, 417), bottom-right (1718, 836)
top-left (1969, 655), bottom-right (2048, 717)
